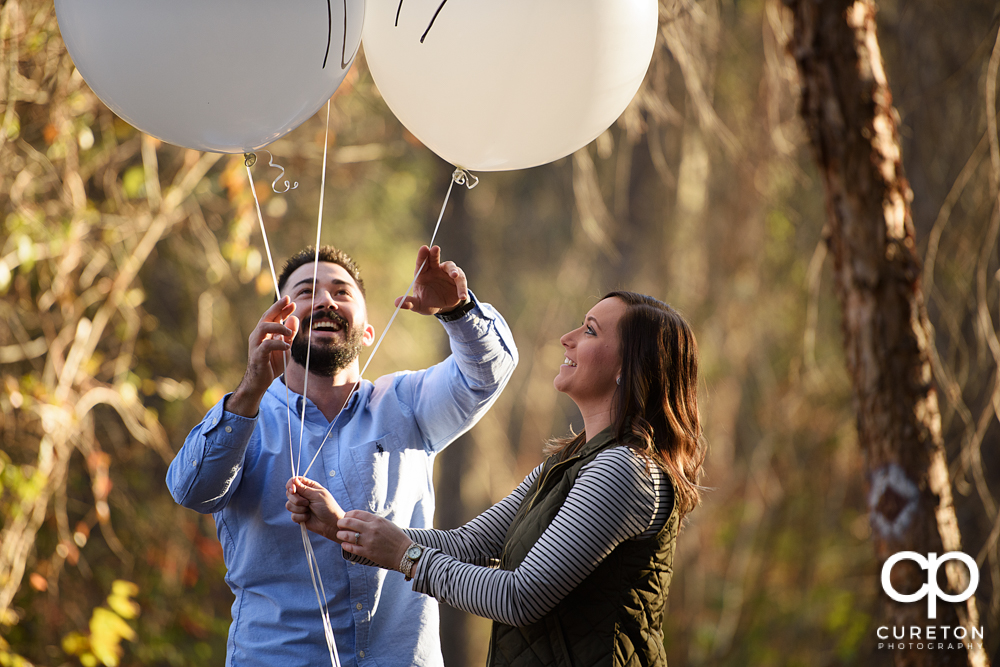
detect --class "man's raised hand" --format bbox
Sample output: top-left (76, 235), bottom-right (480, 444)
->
top-left (394, 245), bottom-right (469, 316)
top-left (226, 297), bottom-right (299, 418)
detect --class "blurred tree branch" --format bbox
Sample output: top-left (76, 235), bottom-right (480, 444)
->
top-left (0, 2), bottom-right (231, 661)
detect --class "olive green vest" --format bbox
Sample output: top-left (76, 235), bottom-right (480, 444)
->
top-left (488, 427), bottom-right (679, 667)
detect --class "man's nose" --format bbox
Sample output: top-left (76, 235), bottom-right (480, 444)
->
top-left (314, 290), bottom-right (337, 308)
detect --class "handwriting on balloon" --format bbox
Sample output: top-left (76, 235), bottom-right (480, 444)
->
top-left (394, 0), bottom-right (452, 44)
top-left (322, 0), bottom-right (354, 70)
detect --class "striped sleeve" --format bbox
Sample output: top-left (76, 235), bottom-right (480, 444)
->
top-left (341, 463), bottom-right (541, 568)
top-left (402, 464), bottom-right (542, 564)
top-left (410, 446), bottom-right (674, 627)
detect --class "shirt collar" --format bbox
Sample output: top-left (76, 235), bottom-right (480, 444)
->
top-left (577, 424), bottom-right (617, 458)
top-left (269, 376), bottom-right (367, 418)
top-left (552, 424), bottom-right (617, 466)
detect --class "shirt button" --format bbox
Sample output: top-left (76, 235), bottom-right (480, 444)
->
top-left (359, 651), bottom-right (365, 658)
top-left (356, 602), bottom-right (363, 610)
top-left (224, 425), bottom-right (232, 433)
top-left (329, 470), bottom-right (336, 477)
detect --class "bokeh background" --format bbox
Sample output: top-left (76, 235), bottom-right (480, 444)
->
top-left (1, 0), bottom-right (999, 665)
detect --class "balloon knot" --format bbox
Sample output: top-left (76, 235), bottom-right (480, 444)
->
top-left (244, 152), bottom-right (257, 168)
top-left (452, 167), bottom-right (478, 190)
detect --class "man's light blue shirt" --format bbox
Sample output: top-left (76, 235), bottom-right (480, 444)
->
top-left (166, 296), bottom-right (517, 667)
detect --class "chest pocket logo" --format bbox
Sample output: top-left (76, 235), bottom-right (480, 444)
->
top-left (347, 433), bottom-right (400, 514)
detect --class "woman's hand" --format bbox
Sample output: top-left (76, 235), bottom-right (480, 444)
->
top-left (338, 511), bottom-right (412, 572)
top-left (285, 476), bottom-right (345, 542)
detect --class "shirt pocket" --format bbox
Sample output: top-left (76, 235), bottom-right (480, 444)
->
top-left (347, 433), bottom-right (400, 514)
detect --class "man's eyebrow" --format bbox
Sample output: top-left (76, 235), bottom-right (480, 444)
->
top-left (291, 278), bottom-right (354, 290)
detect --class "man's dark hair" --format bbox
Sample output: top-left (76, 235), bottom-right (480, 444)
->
top-left (276, 246), bottom-right (366, 298)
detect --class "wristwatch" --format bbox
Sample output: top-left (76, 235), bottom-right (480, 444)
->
top-left (399, 543), bottom-right (425, 581)
top-left (434, 297), bottom-right (475, 322)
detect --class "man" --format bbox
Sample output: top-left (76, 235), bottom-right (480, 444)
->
top-left (167, 244), bottom-right (517, 667)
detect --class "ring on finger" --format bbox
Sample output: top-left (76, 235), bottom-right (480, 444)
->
top-left (354, 532), bottom-right (360, 546)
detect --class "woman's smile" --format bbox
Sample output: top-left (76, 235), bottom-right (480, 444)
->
top-left (553, 297), bottom-right (625, 409)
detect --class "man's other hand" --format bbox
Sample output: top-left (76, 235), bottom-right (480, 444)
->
top-left (286, 476), bottom-right (346, 543)
top-left (226, 297), bottom-right (299, 417)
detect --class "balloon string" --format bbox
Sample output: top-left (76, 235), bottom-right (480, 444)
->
top-left (301, 167), bottom-right (477, 478)
top-left (297, 99), bottom-right (333, 477)
top-left (303, 525), bottom-right (343, 667)
top-left (246, 164), bottom-right (282, 299)
top-left (246, 155), bottom-right (342, 667)
top-left (297, 99), bottom-right (343, 667)
top-left (245, 160), bottom-right (296, 475)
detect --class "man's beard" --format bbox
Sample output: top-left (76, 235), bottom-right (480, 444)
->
top-left (290, 312), bottom-right (364, 377)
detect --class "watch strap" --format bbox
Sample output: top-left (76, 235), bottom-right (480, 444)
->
top-left (400, 543), bottom-right (424, 581)
top-left (434, 297), bottom-right (475, 322)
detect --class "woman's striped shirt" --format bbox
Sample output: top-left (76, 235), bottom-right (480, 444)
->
top-left (401, 446), bottom-right (674, 627)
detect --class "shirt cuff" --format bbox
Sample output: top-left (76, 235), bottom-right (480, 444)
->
top-left (410, 547), bottom-right (441, 593)
top-left (341, 548), bottom-right (379, 568)
top-left (436, 291), bottom-right (499, 343)
top-left (203, 393), bottom-right (258, 448)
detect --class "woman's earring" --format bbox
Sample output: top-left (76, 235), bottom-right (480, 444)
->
top-left (616, 376), bottom-right (621, 385)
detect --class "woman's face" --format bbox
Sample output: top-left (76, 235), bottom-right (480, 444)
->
top-left (554, 297), bottom-right (625, 406)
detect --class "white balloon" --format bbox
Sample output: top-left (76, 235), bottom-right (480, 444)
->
top-left (55, 0), bottom-right (365, 154)
top-left (362, 0), bottom-right (657, 172)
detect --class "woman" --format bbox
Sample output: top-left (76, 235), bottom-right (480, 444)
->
top-left (287, 291), bottom-right (706, 666)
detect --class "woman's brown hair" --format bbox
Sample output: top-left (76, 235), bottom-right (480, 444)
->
top-left (546, 291), bottom-right (707, 518)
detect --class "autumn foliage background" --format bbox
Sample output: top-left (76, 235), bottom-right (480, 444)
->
top-left (2, 1), bottom-right (999, 666)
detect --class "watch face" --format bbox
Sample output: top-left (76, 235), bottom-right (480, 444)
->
top-left (406, 545), bottom-right (422, 560)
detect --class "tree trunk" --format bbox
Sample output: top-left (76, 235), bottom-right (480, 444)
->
top-left (784, 1), bottom-right (988, 666)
